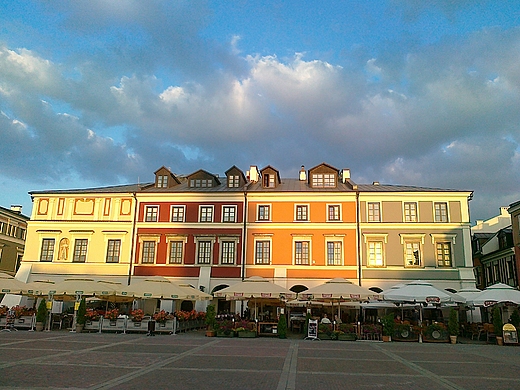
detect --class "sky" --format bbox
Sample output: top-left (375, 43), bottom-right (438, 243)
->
top-left (1, 0), bottom-right (519, 223)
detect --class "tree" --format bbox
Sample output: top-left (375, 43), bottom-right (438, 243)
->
top-left (205, 304), bottom-right (217, 331)
top-left (492, 305), bottom-right (503, 338)
top-left (277, 312), bottom-right (287, 339)
top-left (76, 297), bottom-right (87, 325)
top-left (448, 308), bottom-right (459, 336)
top-left (36, 298), bottom-right (48, 324)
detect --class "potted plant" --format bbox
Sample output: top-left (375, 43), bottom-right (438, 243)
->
top-left (216, 319), bottom-right (235, 337)
top-left (492, 305), bottom-right (504, 346)
top-left (205, 304), bottom-right (217, 337)
top-left (235, 319), bottom-right (257, 338)
top-left (381, 313), bottom-right (395, 342)
top-left (448, 308), bottom-right (459, 344)
top-left (318, 323), bottom-right (333, 339)
top-left (424, 322), bottom-right (449, 343)
top-left (277, 313), bottom-right (287, 339)
top-left (338, 323), bottom-right (357, 341)
top-left (509, 308), bottom-right (520, 329)
top-left (76, 297), bottom-right (87, 333)
top-left (35, 298), bottom-right (48, 331)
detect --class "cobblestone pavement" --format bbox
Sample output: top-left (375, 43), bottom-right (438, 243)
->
top-left (0, 330), bottom-right (519, 390)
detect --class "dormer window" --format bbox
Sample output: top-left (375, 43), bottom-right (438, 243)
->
top-left (228, 175), bottom-right (240, 188)
top-left (263, 174), bottom-right (275, 188)
top-left (157, 175), bottom-right (168, 188)
top-left (190, 179), bottom-right (213, 188)
top-left (311, 173), bottom-right (335, 188)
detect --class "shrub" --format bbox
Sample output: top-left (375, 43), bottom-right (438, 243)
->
top-left (76, 298), bottom-right (87, 325)
top-left (381, 313), bottom-right (395, 336)
top-left (509, 308), bottom-right (520, 329)
top-left (36, 299), bottom-right (48, 324)
top-left (205, 304), bottom-right (217, 331)
top-left (448, 308), bottom-right (459, 336)
top-left (277, 313), bottom-right (287, 339)
top-left (492, 305), bottom-right (503, 338)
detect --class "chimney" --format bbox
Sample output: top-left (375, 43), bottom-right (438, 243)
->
top-left (373, 181), bottom-right (380, 186)
top-left (299, 165), bottom-right (306, 181)
top-left (10, 205), bottom-right (22, 214)
top-left (500, 207), bottom-right (509, 216)
top-left (341, 169), bottom-right (350, 183)
top-left (248, 166), bottom-right (259, 183)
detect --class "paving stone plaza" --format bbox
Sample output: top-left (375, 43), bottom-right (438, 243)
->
top-left (0, 330), bottom-right (519, 390)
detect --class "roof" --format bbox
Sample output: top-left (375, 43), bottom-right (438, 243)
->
top-left (356, 183), bottom-right (470, 192)
top-left (29, 183), bottom-right (147, 195)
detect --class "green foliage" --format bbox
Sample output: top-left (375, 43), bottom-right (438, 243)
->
top-left (76, 297), bottom-right (87, 325)
top-left (205, 304), bottom-right (217, 331)
top-left (381, 313), bottom-right (395, 336)
top-left (492, 305), bottom-right (503, 338)
top-left (36, 298), bottom-right (48, 324)
top-left (509, 308), bottom-right (520, 329)
top-left (448, 308), bottom-right (459, 336)
top-left (277, 313), bottom-right (287, 339)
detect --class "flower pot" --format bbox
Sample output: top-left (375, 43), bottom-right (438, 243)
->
top-left (382, 335), bottom-right (391, 342)
top-left (35, 322), bottom-right (44, 332)
top-left (206, 329), bottom-right (216, 337)
top-left (496, 336), bottom-right (503, 346)
top-left (76, 324), bottom-right (84, 333)
top-left (450, 335), bottom-right (457, 344)
top-left (338, 333), bottom-right (357, 341)
top-left (238, 330), bottom-right (257, 338)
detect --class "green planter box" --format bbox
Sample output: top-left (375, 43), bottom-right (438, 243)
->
top-left (318, 332), bottom-right (332, 340)
top-left (338, 333), bottom-right (357, 341)
top-left (237, 330), bottom-right (257, 338)
top-left (217, 331), bottom-right (235, 337)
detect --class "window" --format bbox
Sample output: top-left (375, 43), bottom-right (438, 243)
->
top-left (368, 202), bottom-right (381, 222)
top-left (436, 242), bottom-right (452, 267)
top-left (228, 175), bottom-right (240, 188)
top-left (328, 205), bottom-right (340, 221)
top-left (40, 239), bottom-right (55, 262)
top-left (263, 174), bottom-right (275, 188)
top-left (197, 241), bottom-right (212, 264)
top-left (199, 206), bottom-right (213, 222)
top-left (171, 206), bottom-right (185, 222)
top-left (221, 241), bottom-right (236, 264)
top-left (404, 202), bottom-right (417, 222)
top-left (327, 241), bottom-right (342, 265)
top-left (312, 173), bottom-right (335, 188)
top-left (145, 206), bottom-right (158, 222)
top-left (73, 239), bottom-right (88, 263)
top-left (405, 242), bottom-right (421, 266)
top-left (141, 241), bottom-right (156, 263)
top-left (434, 202), bottom-right (448, 222)
top-left (295, 241), bottom-right (310, 265)
top-left (368, 241), bottom-right (384, 267)
top-left (295, 205), bottom-right (308, 221)
top-left (222, 206), bottom-right (236, 223)
top-left (157, 175), bottom-right (168, 188)
top-left (255, 241), bottom-right (271, 264)
top-left (106, 239), bottom-right (121, 263)
top-left (190, 179), bottom-right (213, 188)
top-left (258, 205), bottom-right (270, 221)
top-left (169, 241), bottom-right (183, 264)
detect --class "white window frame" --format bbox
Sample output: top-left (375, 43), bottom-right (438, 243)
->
top-left (294, 204), bottom-right (309, 222)
top-left (145, 205), bottom-right (159, 222)
top-left (194, 235), bottom-right (216, 265)
top-left (228, 175), bottom-right (240, 188)
top-left (218, 236), bottom-right (240, 265)
top-left (199, 205), bottom-right (214, 222)
top-left (222, 205), bottom-right (237, 223)
top-left (257, 204), bottom-right (271, 221)
top-left (327, 204), bottom-right (341, 222)
top-left (430, 234), bottom-right (456, 268)
top-left (325, 236), bottom-right (344, 266)
top-left (171, 205), bottom-right (186, 222)
top-left (434, 202), bottom-right (449, 223)
top-left (312, 173), bottom-right (335, 188)
top-left (157, 175), bottom-right (168, 188)
top-left (138, 235), bottom-right (160, 264)
top-left (254, 237), bottom-right (272, 265)
top-left (400, 234), bottom-right (425, 267)
top-left (367, 202), bottom-right (381, 222)
top-left (293, 237), bottom-right (312, 265)
top-left (363, 233), bottom-right (388, 268)
top-left (166, 235), bottom-right (188, 264)
top-left (403, 202), bottom-right (418, 222)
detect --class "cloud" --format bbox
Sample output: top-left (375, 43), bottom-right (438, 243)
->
top-left (1, 12), bottom-right (520, 221)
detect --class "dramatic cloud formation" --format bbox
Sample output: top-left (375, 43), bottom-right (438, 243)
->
top-left (0, 1), bottom-right (519, 221)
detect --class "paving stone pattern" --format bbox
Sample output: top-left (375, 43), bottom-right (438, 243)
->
top-left (0, 330), bottom-right (519, 390)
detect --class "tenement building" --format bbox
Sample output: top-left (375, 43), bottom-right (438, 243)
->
top-left (16, 163), bottom-right (476, 304)
top-left (0, 205), bottom-right (29, 275)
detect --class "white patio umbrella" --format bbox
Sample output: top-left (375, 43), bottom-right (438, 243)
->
top-left (383, 281), bottom-right (465, 304)
top-left (127, 278), bottom-right (199, 300)
top-left (0, 273), bottom-right (26, 295)
top-left (471, 283), bottom-right (520, 307)
top-left (300, 278), bottom-right (379, 301)
top-left (457, 287), bottom-right (483, 322)
top-left (214, 276), bottom-right (295, 320)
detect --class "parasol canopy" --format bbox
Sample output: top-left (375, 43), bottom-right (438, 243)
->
top-left (214, 276), bottom-right (295, 300)
top-left (299, 278), bottom-right (379, 301)
top-left (0, 273), bottom-right (27, 295)
top-left (383, 280), bottom-right (465, 304)
top-left (22, 280), bottom-right (56, 297)
top-left (46, 278), bottom-right (120, 301)
top-left (471, 283), bottom-right (520, 307)
top-left (127, 278), bottom-right (202, 300)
